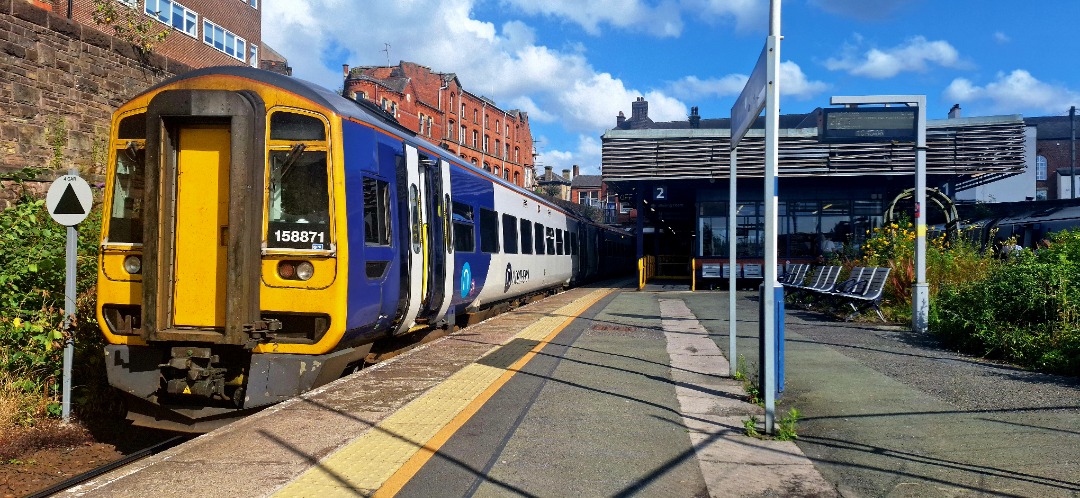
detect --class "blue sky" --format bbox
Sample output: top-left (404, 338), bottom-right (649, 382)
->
top-left (263, 0), bottom-right (1080, 176)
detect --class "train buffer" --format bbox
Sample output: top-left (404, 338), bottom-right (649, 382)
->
top-left (65, 282), bottom-right (835, 497)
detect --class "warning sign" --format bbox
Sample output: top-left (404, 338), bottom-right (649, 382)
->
top-left (46, 174), bottom-right (92, 226)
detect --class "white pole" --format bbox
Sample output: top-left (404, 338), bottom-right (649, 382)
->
top-left (62, 213), bottom-right (77, 423)
top-left (762, 0), bottom-right (781, 435)
top-left (728, 149), bottom-right (737, 377)
top-left (913, 97), bottom-right (929, 333)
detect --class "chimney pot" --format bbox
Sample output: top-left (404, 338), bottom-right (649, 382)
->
top-left (948, 104), bottom-right (961, 119)
top-left (573, 165), bottom-right (580, 178)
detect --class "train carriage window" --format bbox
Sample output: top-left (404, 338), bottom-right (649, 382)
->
top-left (409, 185), bottom-right (421, 254)
top-left (479, 208), bottom-right (499, 253)
top-left (452, 201), bottom-right (475, 252)
top-left (556, 229), bottom-right (564, 255)
top-left (363, 177), bottom-right (392, 246)
top-left (270, 112), bottom-right (326, 141)
top-left (267, 110), bottom-right (331, 250)
top-left (546, 227), bottom-right (556, 255)
top-left (444, 194), bottom-right (453, 253)
top-left (534, 223), bottom-right (545, 254)
top-left (106, 128), bottom-right (146, 244)
top-left (502, 214), bottom-right (518, 254)
top-left (520, 219), bottom-right (533, 254)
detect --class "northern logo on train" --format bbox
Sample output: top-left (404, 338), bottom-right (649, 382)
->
top-left (505, 263), bottom-right (513, 293)
top-left (460, 262), bottom-right (472, 298)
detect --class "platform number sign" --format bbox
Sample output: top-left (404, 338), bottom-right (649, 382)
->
top-left (653, 185), bottom-right (667, 201)
top-left (46, 174), bottom-right (93, 226)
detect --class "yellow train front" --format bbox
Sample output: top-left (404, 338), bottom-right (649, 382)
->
top-left (97, 67), bottom-right (399, 431)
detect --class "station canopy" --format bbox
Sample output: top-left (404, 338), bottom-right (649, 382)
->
top-left (601, 111), bottom-right (1027, 192)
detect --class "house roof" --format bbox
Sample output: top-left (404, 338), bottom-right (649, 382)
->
top-left (571, 174), bottom-right (602, 189)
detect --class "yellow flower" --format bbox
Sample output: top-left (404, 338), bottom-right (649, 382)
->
top-left (13, 317), bottom-right (21, 328)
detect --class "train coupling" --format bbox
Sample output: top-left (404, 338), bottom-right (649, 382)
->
top-left (161, 347), bottom-right (229, 400)
top-left (243, 319), bottom-right (283, 349)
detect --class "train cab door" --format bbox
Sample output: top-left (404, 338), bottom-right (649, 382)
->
top-left (394, 144), bottom-right (435, 335)
top-left (140, 90), bottom-right (263, 345)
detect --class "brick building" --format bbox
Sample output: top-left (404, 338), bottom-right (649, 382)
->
top-left (568, 165), bottom-right (622, 224)
top-left (343, 61), bottom-right (535, 188)
top-left (1026, 114), bottom-right (1080, 200)
top-left (48, 0), bottom-right (262, 69)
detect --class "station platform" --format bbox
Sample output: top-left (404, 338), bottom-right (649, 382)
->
top-left (65, 281), bottom-right (835, 497)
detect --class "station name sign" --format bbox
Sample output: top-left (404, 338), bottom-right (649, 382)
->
top-left (820, 107), bottom-right (917, 143)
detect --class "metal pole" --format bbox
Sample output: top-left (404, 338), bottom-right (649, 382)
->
top-left (913, 97), bottom-right (929, 333)
top-left (728, 149), bottom-right (737, 377)
top-left (1071, 106), bottom-right (1075, 199)
top-left (62, 223), bottom-right (76, 423)
top-left (762, 0), bottom-right (781, 434)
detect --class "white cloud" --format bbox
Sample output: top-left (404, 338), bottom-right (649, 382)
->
top-left (537, 135), bottom-right (604, 175)
top-left (668, 74), bottom-right (748, 100)
top-left (993, 32), bottom-right (1010, 44)
top-left (826, 36), bottom-right (964, 79)
top-left (780, 61), bottom-right (829, 100)
top-left (680, 0), bottom-right (766, 33)
top-left (667, 62), bottom-right (825, 102)
top-left (500, 0), bottom-right (683, 37)
top-left (262, 0), bottom-right (693, 171)
top-left (945, 70), bottom-right (1080, 114)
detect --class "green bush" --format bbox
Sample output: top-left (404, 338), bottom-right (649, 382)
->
top-left (0, 192), bottom-right (112, 426)
top-left (930, 230), bottom-right (1080, 376)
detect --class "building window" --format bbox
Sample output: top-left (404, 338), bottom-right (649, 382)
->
top-left (483, 135), bottom-right (489, 152)
top-left (418, 113), bottom-right (425, 135)
top-left (1036, 155), bottom-right (1048, 181)
top-left (472, 130), bottom-right (478, 148)
top-left (514, 147), bottom-right (519, 162)
top-left (448, 119), bottom-right (455, 140)
top-left (248, 44), bottom-right (258, 67)
top-left (473, 109), bottom-right (478, 124)
top-left (1036, 188), bottom-right (1048, 200)
top-left (203, 19), bottom-right (247, 61)
top-left (147, 0), bottom-right (198, 38)
top-left (505, 144), bottom-right (510, 161)
top-left (460, 124), bottom-right (466, 145)
top-left (495, 139), bottom-right (500, 157)
top-left (449, 93), bottom-right (455, 111)
top-left (503, 169), bottom-right (509, 181)
top-left (245, 0), bottom-right (257, 8)
top-left (427, 117), bottom-right (433, 137)
top-left (118, 0), bottom-right (136, 7)
top-left (461, 103), bottom-right (465, 118)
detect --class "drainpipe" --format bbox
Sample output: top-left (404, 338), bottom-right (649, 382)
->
top-left (67, 0), bottom-right (73, 18)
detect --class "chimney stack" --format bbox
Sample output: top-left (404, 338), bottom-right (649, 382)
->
top-left (544, 165), bottom-right (553, 176)
top-left (617, 111), bottom-right (626, 129)
top-left (689, 106), bottom-right (701, 129)
top-left (948, 104), bottom-right (961, 119)
top-left (572, 165), bottom-right (579, 178)
top-left (631, 97), bottom-right (648, 121)
top-left (562, 168), bottom-right (570, 180)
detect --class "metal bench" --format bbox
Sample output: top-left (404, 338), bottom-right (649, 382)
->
top-left (827, 266), bottom-right (892, 322)
top-left (786, 265), bottom-right (841, 303)
top-left (779, 263), bottom-right (808, 286)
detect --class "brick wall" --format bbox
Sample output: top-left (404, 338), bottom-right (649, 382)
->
top-left (0, 0), bottom-right (192, 207)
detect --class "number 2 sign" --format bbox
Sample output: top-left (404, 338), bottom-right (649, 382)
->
top-left (653, 186), bottom-right (667, 201)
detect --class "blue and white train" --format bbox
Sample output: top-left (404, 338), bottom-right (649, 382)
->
top-left (95, 66), bottom-right (632, 431)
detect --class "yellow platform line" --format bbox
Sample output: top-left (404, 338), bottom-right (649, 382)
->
top-left (273, 288), bottom-right (613, 498)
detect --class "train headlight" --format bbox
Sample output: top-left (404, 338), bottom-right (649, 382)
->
top-left (296, 262), bottom-right (315, 281)
top-left (123, 255), bottom-right (142, 275)
top-left (277, 261), bottom-right (315, 281)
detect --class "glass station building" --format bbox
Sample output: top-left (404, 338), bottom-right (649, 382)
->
top-left (601, 100), bottom-right (1029, 285)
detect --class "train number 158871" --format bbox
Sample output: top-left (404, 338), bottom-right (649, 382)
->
top-left (273, 230), bottom-right (325, 244)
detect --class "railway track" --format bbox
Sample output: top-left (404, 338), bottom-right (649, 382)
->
top-left (24, 435), bottom-right (190, 498)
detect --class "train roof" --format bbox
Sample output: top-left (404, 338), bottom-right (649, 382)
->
top-left (139, 65), bottom-right (412, 134)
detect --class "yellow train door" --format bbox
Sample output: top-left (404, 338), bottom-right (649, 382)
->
top-left (172, 125), bottom-right (230, 328)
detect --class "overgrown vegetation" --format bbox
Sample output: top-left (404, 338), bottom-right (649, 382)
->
top-left (91, 0), bottom-right (169, 53)
top-left (929, 230), bottom-right (1080, 375)
top-left (0, 181), bottom-right (117, 436)
top-left (857, 220), bottom-right (1079, 376)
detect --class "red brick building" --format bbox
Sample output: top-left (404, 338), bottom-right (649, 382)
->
top-left (343, 61), bottom-right (535, 188)
top-left (46, 0), bottom-right (262, 70)
top-left (1027, 115), bottom-right (1080, 200)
